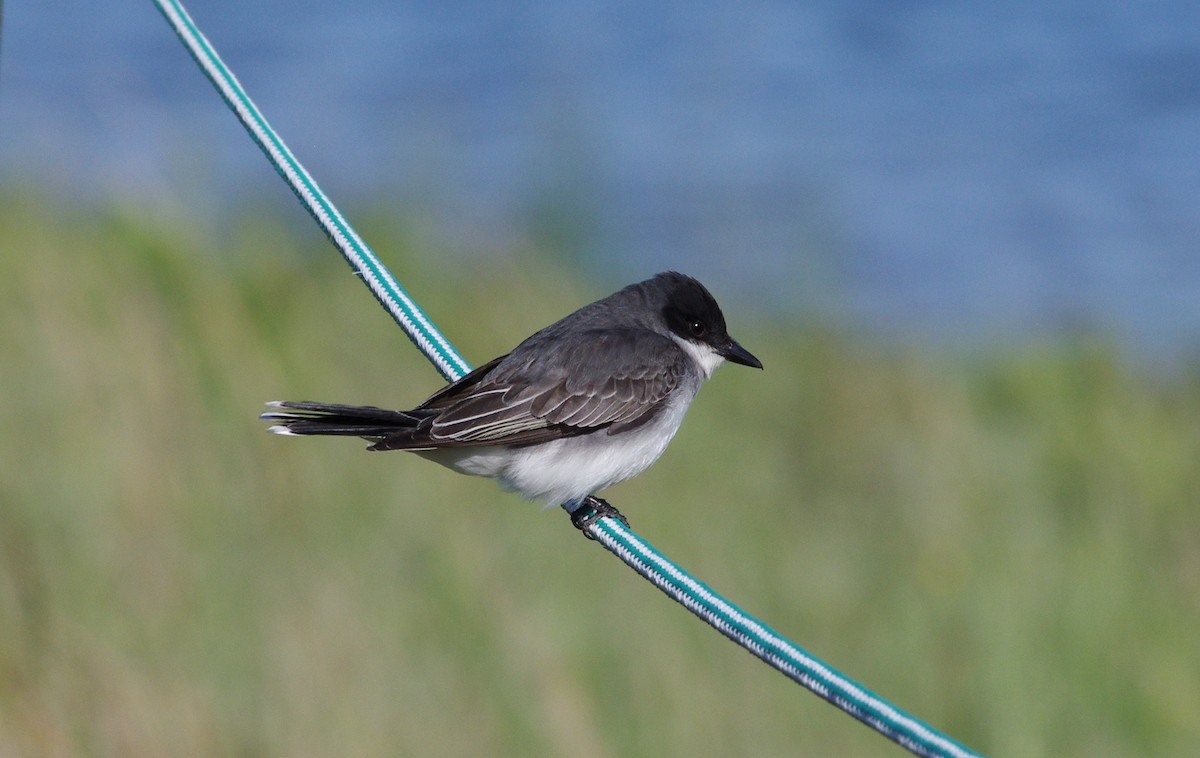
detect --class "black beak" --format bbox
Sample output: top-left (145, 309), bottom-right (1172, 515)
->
top-left (719, 338), bottom-right (763, 369)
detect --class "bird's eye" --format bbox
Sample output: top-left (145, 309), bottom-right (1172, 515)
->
top-left (689, 320), bottom-right (706, 337)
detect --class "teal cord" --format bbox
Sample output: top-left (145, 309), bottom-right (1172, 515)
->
top-left (150, 2), bottom-right (982, 755)
top-left (152, 0), bottom-right (469, 383)
top-left (593, 519), bottom-right (978, 757)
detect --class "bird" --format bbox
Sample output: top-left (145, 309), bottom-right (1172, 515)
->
top-left (261, 271), bottom-right (762, 530)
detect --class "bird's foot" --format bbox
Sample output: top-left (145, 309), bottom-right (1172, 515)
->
top-left (570, 495), bottom-right (630, 538)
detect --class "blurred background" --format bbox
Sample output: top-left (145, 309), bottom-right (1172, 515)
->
top-left (2, 1), bottom-right (1199, 756)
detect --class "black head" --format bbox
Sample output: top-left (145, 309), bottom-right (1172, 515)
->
top-left (656, 272), bottom-right (763, 369)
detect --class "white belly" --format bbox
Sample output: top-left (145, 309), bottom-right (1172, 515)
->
top-left (420, 381), bottom-right (699, 506)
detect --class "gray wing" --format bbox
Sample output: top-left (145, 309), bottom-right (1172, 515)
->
top-left (415, 328), bottom-right (688, 446)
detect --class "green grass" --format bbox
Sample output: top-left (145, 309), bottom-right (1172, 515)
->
top-left (1, 194), bottom-right (1198, 756)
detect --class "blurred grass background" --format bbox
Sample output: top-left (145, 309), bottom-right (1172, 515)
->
top-left (1, 193), bottom-right (1198, 757)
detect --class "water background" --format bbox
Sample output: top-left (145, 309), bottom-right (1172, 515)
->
top-left (4, 0), bottom-right (1199, 360)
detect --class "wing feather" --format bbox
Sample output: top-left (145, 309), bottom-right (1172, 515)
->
top-left (417, 328), bottom-right (686, 446)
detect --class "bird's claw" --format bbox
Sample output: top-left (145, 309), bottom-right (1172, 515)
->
top-left (570, 495), bottom-right (630, 538)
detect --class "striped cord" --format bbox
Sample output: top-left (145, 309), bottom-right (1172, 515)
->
top-left (593, 519), bottom-right (979, 758)
top-left (152, 0), bottom-right (469, 383)
top-left (150, 1), bottom-right (982, 755)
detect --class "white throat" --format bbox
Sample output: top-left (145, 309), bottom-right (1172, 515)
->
top-left (670, 334), bottom-right (725, 379)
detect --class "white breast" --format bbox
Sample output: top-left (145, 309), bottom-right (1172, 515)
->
top-left (423, 378), bottom-right (702, 507)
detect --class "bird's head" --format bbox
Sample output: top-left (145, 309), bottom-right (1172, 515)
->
top-left (656, 271), bottom-right (763, 376)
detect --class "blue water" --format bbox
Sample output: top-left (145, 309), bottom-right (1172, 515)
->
top-left (3, 1), bottom-right (1199, 358)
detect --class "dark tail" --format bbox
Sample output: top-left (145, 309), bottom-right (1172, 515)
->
top-left (261, 401), bottom-right (423, 441)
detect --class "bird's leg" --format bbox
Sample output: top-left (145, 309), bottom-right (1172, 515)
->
top-left (570, 495), bottom-right (630, 537)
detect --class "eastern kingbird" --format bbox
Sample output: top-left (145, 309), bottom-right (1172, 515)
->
top-left (261, 271), bottom-right (762, 529)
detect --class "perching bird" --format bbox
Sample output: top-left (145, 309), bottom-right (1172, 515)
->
top-left (261, 271), bottom-right (762, 529)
